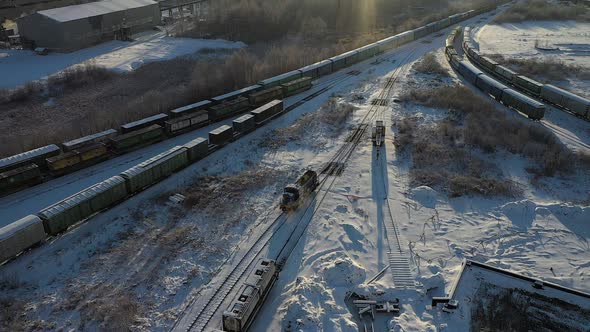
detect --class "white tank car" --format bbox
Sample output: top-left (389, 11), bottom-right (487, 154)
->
top-left (222, 259), bottom-right (278, 332)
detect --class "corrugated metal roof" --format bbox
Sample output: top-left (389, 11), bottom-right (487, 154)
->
top-left (120, 146), bottom-right (186, 178)
top-left (62, 129), bottom-right (117, 150)
top-left (121, 113), bottom-right (168, 130)
top-left (211, 85), bottom-right (261, 102)
top-left (37, 0), bottom-right (158, 23)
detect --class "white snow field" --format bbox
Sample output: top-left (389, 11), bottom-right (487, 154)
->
top-left (476, 21), bottom-right (590, 98)
top-left (0, 30), bottom-right (245, 88)
top-left (1, 6), bottom-right (590, 332)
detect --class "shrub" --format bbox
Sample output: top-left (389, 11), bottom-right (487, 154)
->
top-left (493, 0), bottom-right (590, 23)
top-left (412, 53), bottom-right (449, 77)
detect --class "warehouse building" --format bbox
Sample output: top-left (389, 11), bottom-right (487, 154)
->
top-left (17, 0), bottom-right (161, 52)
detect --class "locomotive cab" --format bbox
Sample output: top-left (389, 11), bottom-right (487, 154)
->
top-left (280, 170), bottom-right (318, 211)
top-left (281, 185), bottom-right (300, 211)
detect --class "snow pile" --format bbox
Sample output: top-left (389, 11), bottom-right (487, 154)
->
top-left (279, 276), bottom-right (357, 332)
top-left (500, 199), bottom-right (537, 227)
top-left (409, 186), bottom-right (439, 208)
top-left (315, 252), bottom-right (367, 287)
top-left (388, 311), bottom-right (436, 332)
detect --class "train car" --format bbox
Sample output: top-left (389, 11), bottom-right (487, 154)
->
top-left (297, 59), bottom-right (333, 79)
top-left (46, 144), bottom-right (109, 174)
top-left (0, 164), bottom-right (42, 194)
top-left (38, 175), bottom-right (128, 235)
top-left (211, 85), bottom-right (262, 105)
top-left (0, 215), bottom-right (46, 263)
top-left (109, 124), bottom-right (165, 153)
top-left (329, 50), bottom-right (359, 71)
top-left (164, 110), bottom-right (209, 136)
top-left (494, 65), bottom-right (517, 83)
top-left (0, 144), bottom-right (60, 173)
top-left (281, 77), bottom-right (312, 97)
top-left (541, 84), bottom-right (590, 117)
top-left (248, 86), bottom-right (283, 107)
top-left (413, 26), bottom-right (429, 39)
top-left (355, 43), bottom-right (380, 62)
top-left (208, 97), bottom-right (250, 121)
top-left (378, 30), bottom-right (415, 52)
top-left (467, 46), bottom-right (481, 63)
top-left (446, 47), bottom-right (458, 61)
top-left (222, 259), bottom-right (278, 332)
top-left (120, 113), bottom-right (169, 134)
top-left (209, 125), bottom-right (234, 146)
top-left (449, 54), bottom-right (462, 70)
top-left (183, 137), bottom-right (209, 162)
top-left (120, 147), bottom-right (189, 194)
top-left (513, 75), bottom-right (543, 96)
top-left (169, 100), bottom-right (212, 118)
top-left (475, 74), bottom-right (507, 100)
top-left (61, 129), bottom-right (117, 152)
top-left (449, 13), bottom-right (463, 25)
top-left (438, 17), bottom-right (452, 29)
top-left (478, 56), bottom-right (499, 73)
top-left (233, 114), bottom-right (256, 134)
top-left (258, 71), bottom-right (302, 88)
top-left (250, 100), bottom-right (284, 125)
top-left (501, 88), bottom-right (546, 120)
top-left (457, 60), bottom-right (484, 84)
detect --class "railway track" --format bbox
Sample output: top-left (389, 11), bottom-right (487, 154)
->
top-left (173, 43), bottom-right (423, 331)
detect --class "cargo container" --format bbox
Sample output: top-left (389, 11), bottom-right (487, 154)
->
top-left (250, 100), bottom-right (284, 124)
top-left (183, 137), bottom-right (209, 162)
top-left (209, 125), bottom-right (234, 146)
top-left (258, 71), bottom-right (302, 88)
top-left (46, 144), bottom-right (108, 173)
top-left (211, 85), bottom-right (262, 104)
top-left (233, 114), bottom-right (256, 133)
top-left (0, 164), bottom-right (41, 193)
top-left (169, 100), bottom-right (212, 118)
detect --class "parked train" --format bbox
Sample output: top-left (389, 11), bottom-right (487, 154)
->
top-left (0, 3), bottom-right (505, 265)
top-left (222, 259), bottom-right (278, 332)
top-left (0, 99), bottom-right (286, 264)
top-left (445, 26), bottom-right (546, 120)
top-left (460, 26), bottom-right (590, 120)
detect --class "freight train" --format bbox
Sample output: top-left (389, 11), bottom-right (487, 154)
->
top-left (0, 3), bottom-right (504, 265)
top-left (0, 99), bottom-right (286, 263)
top-left (445, 26), bottom-right (546, 120)
top-left (459, 26), bottom-right (590, 120)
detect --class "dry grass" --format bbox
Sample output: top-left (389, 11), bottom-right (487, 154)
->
top-left (262, 97), bottom-right (356, 149)
top-left (412, 52), bottom-right (449, 77)
top-left (488, 54), bottom-right (590, 81)
top-left (397, 84), bottom-right (590, 196)
top-left (494, 0), bottom-right (590, 23)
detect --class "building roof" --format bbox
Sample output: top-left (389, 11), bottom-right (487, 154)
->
top-left (37, 0), bottom-right (157, 23)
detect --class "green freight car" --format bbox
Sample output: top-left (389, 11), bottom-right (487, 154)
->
top-left (249, 86), bottom-right (283, 107)
top-left (38, 175), bottom-right (128, 235)
top-left (109, 124), bottom-right (164, 153)
top-left (281, 77), bottom-right (312, 96)
top-left (208, 97), bottom-right (250, 121)
top-left (120, 146), bottom-right (189, 193)
top-left (0, 164), bottom-right (41, 194)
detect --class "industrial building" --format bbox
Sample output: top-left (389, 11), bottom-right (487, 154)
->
top-left (17, 0), bottom-right (161, 52)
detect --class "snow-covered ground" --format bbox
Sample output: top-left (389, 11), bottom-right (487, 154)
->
top-left (475, 21), bottom-right (590, 98)
top-left (0, 30), bottom-right (245, 88)
top-left (1, 7), bottom-right (589, 331)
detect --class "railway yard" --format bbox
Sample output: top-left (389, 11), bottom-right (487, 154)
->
top-left (1, 2), bottom-right (590, 331)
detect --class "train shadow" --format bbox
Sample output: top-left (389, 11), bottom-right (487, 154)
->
top-left (371, 143), bottom-right (390, 273)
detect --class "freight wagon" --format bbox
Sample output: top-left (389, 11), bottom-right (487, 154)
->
top-left (259, 71), bottom-right (302, 88)
top-left (249, 86), bottom-right (283, 107)
top-left (183, 137), bottom-right (209, 162)
top-left (250, 100), bottom-right (284, 125)
top-left (0, 215), bottom-right (46, 263)
top-left (120, 113), bottom-right (169, 134)
top-left (211, 85), bottom-right (262, 104)
top-left (46, 144), bottom-right (109, 174)
top-left (0, 164), bottom-right (41, 193)
top-left (0, 144), bottom-right (60, 173)
top-left (297, 59), bottom-right (333, 79)
top-left (209, 125), bottom-right (234, 146)
top-left (164, 110), bottom-right (209, 136)
top-left (61, 129), bottom-right (117, 152)
top-left (208, 97), bottom-right (250, 121)
top-left (120, 147), bottom-right (189, 193)
top-left (38, 175), bottom-right (128, 235)
top-left (541, 85), bottom-right (590, 117)
top-left (501, 89), bottom-right (546, 120)
top-left (233, 114), bottom-right (256, 134)
top-left (281, 77), bottom-right (312, 96)
top-left (169, 100), bottom-right (212, 118)
top-left (109, 124), bottom-right (165, 153)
